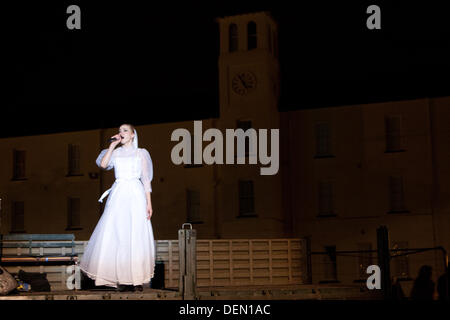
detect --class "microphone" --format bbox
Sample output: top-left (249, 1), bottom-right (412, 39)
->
top-left (108, 137), bottom-right (119, 143)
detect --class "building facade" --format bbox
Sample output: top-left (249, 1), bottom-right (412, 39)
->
top-left (283, 97), bottom-right (450, 289)
top-left (0, 12), bottom-right (286, 241)
top-left (1, 12), bottom-right (450, 291)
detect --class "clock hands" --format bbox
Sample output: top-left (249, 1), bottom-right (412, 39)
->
top-left (238, 74), bottom-right (248, 89)
top-left (232, 72), bottom-right (256, 95)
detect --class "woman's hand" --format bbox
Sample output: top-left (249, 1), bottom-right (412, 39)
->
top-left (110, 134), bottom-right (122, 148)
top-left (146, 205), bottom-right (153, 220)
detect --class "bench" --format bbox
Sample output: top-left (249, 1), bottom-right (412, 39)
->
top-left (0, 234), bottom-right (78, 266)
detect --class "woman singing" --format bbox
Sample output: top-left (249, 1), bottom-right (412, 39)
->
top-left (79, 124), bottom-right (156, 292)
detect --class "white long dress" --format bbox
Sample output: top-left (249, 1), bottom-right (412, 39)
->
top-left (79, 145), bottom-right (156, 288)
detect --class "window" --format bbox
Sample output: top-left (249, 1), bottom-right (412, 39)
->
top-left (267, 24), bottom-right (272, 54)
top-left (273, 29), bottom-right (278, 58)
top-left (247, 21), bottom-right (257, 50)
top-left (318, 180), bottom-right (335, 216)
top-left (391, 241), bottom-right (410, 279)
top-left (315, 122), bottom-right (333, 157)
top-left (236, 120), bottom-right (253, 157)
top-left (12, 150), bottom-right (26, 180)
top-left (385, 115), bottom-right (404, 152)
top-left (186, 189), bottom-right (201, 223)
top-left (229, 23), bottom-right (238, 52)
top-left (321, 245), bottom-right (338, 282)
top-left (68, 144), bottom-right (81, 176)
top-left (11, 201), bottom-right (25, 233)
top-left (67, 197), bottom-right (81, 230)
top-left (357, 243), bottom-right (373, 280)
top-left (238, 180), bottom-right (255, 217)
top-left (389, 175), bottom-right (407, 213)
top-left (237, 120), bottom-right (252, 130)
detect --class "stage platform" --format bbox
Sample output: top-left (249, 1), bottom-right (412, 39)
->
top-left (0, 284), bottom-right (383, 300)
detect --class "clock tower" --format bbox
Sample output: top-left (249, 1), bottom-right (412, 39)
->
top-left (216, 11), bottom-right (280, 128)
top-left (214, 12), bottom-right (287, 238)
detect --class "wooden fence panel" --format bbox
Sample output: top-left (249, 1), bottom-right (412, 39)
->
top-left (3, 238), bottom-right (308, 291)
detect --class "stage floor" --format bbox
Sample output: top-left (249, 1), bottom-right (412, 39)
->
top-left (0, 287), bottom-right (180, 300)
top-left (0, 284), bottom-right (383, 300)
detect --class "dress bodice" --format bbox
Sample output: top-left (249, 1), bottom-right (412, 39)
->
top-left (114, 150), bottom-right (142, 180)
top-left (96, 146), bottom-right (154, 202)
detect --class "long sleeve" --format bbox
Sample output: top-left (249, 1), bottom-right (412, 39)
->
top-left (139, 148), bottom-right (153, 193)
top-left (96, 148), bottom-right (115, 170)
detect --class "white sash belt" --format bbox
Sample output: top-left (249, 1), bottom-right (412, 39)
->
top-left (98, 177), bottom-right (140, 203)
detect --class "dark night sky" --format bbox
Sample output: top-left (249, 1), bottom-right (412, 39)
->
top-left (4, 1), bottom-right (450, 138)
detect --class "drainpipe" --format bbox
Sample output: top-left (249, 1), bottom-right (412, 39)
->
top-left (428, 98), bottom-right (441, 277)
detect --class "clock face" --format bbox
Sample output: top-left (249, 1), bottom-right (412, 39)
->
top-left (232, 71), bottom-right (257, 95)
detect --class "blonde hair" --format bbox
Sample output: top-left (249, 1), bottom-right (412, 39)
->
top-left (121, 123), bottom-right (135, 132)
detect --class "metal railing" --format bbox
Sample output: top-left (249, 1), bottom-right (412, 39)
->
top-left (308, 232), bottom-right (448, 299)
